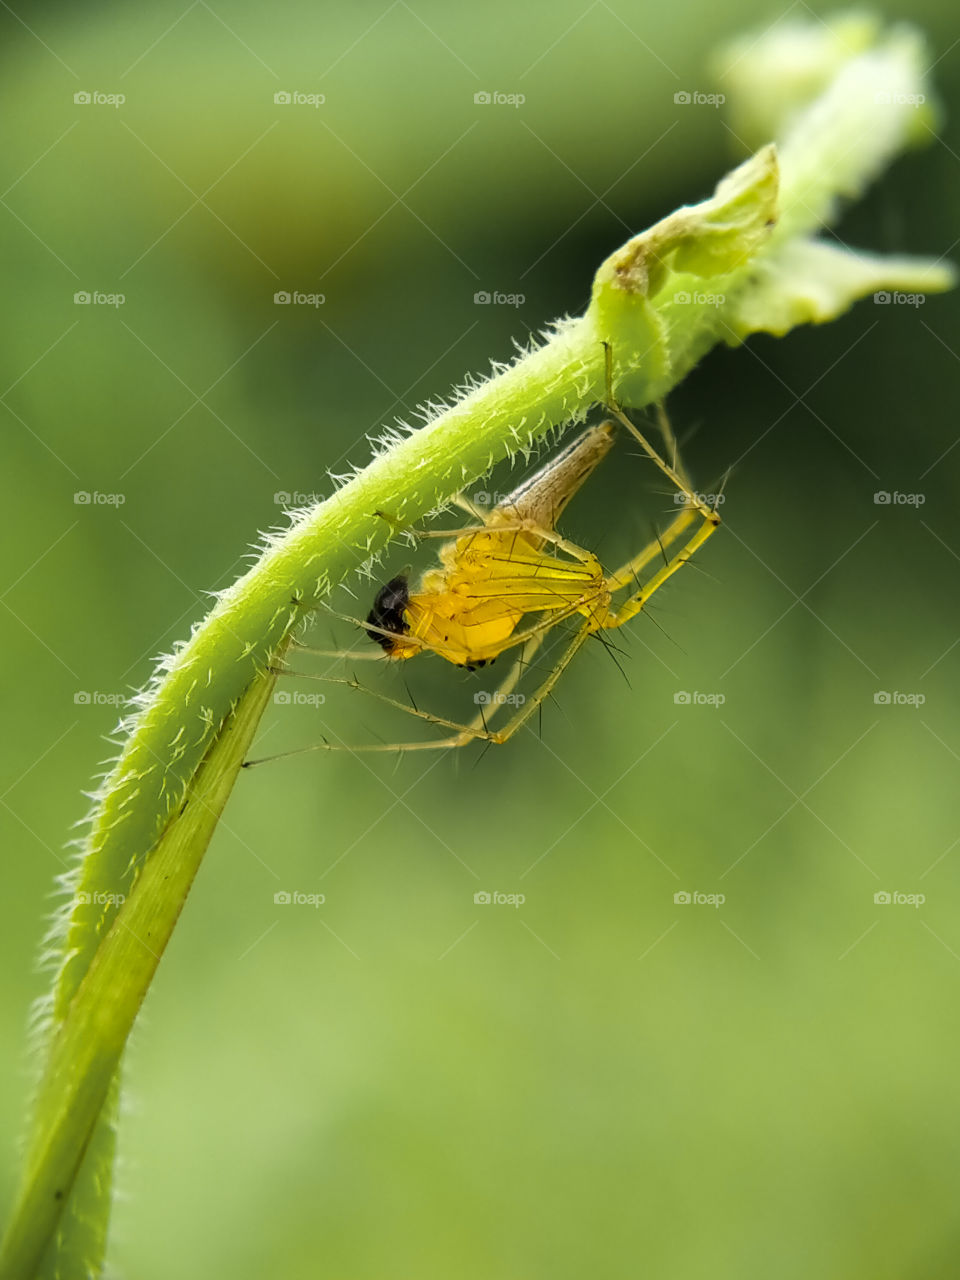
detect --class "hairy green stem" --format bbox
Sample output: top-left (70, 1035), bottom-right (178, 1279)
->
top-left (0, 669), bottom-right (279, 1278)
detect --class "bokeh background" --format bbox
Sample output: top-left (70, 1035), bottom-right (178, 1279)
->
top-left (2, 1), bottom-right (959, 1276)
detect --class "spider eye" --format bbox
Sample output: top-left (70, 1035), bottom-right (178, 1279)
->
top-left (365, 575), bottom-right (410, 651)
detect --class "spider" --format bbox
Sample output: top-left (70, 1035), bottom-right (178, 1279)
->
top-left (247, 373), bottom-right (721, 761)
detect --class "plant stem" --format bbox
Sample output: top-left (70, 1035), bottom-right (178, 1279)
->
top-left (0, 667), bottom-right (278, 1280)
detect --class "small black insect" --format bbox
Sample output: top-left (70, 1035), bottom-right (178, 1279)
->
top-left (366, 575), bottom-right (411, 652)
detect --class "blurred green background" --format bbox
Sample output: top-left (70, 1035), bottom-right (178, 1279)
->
top-left (2, 1), bottom-right (959, 1276)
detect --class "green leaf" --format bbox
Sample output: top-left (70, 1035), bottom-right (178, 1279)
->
top-left (727, 238), bottom-right (957, 338)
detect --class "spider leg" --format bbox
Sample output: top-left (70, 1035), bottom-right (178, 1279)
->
top-left (244, 634), bottom-right (558, 760)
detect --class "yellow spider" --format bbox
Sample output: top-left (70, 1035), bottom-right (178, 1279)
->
top-left (249, 383), bottom-right (720, 760)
